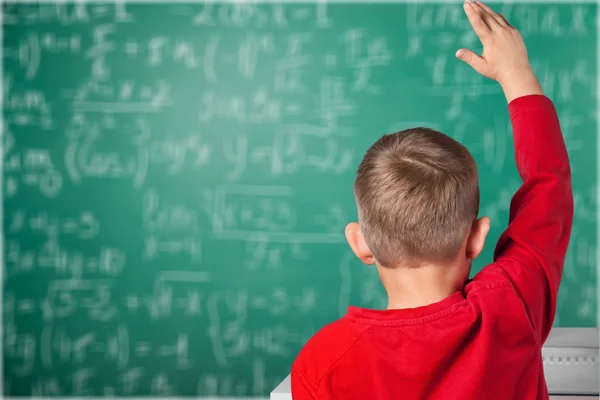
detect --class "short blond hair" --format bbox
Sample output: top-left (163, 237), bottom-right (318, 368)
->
top-left (354, 127), bottom-right (480, 268)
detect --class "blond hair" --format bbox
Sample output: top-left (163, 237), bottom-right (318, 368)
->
top-left (354, 127), bottom-right (480, 268)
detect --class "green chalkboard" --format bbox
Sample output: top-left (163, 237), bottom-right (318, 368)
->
top-left (3, 2), bottom-right (597, 397)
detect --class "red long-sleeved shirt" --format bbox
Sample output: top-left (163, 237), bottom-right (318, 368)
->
top-left (291, 95), bottom-right (574, 400)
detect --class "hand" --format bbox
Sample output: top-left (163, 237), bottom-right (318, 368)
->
top-left (457, 0), bottom-right (543, 102)
top-left (457, 0), bottom-right (530, 83)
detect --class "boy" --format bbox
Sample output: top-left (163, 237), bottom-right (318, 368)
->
top-left (291, 1), bottom-right (574, 399)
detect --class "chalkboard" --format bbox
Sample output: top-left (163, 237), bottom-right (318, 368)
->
top-left (3, 2), bottom-right (597, 397)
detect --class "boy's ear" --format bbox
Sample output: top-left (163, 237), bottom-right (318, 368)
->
top-left (345, 222), bottom-right (376, 265)
top-left (466, 216), bottom-right (491, 261)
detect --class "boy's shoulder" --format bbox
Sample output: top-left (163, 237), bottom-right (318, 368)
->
top-left (293, 315), bottom-right (372, 386)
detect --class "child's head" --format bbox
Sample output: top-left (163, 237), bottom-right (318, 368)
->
top-left (345, 127), bottom-right (490, 282)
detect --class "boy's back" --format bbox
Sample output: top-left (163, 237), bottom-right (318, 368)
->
top-left (292, 2), bottom-right (574, 399)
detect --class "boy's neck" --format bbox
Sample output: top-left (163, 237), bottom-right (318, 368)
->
top-left (378, 262), bottom-right (467, 310)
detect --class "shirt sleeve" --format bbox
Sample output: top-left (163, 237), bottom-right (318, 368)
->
top-left (291, 366), bottom-right (318, 400)
top-left (491, 94), bottom-right (574, 344)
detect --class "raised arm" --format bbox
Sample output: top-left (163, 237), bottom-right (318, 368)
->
top-left (457, 0), bottom-right (574, 342)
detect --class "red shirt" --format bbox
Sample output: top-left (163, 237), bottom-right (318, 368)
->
top-left (291, 95), bottom-right (574, 400)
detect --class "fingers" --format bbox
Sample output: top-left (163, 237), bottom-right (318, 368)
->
top-left (474, 1), bottom-right (509, 28)
top-left (465, 0), bottom-right (514, 34)
top-left (463, 1), bottom-right (491, 40)
top-left (497, 13), bottom-right (513, 29)
top-left (470, 1), bottom-right (502, 30)
top-left (455, 48), bottom-right (487, 75)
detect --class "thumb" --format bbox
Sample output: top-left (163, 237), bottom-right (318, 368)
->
top-left (455, 49), bottom-right (487, 74)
